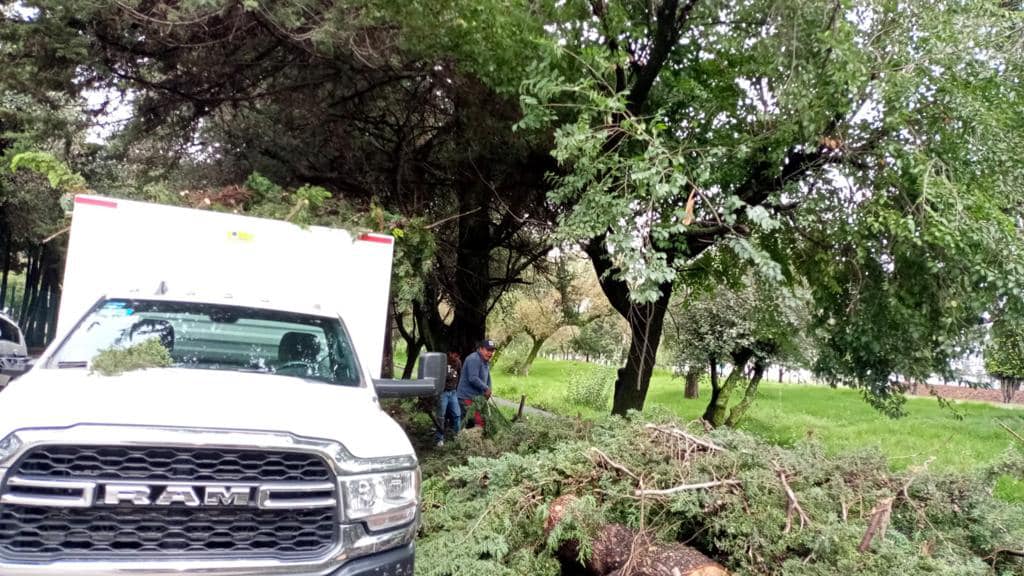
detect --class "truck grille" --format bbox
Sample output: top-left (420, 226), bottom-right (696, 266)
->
top-left (0, 445), bottom-right (339, 560)
top-left (13, 445), bottom-right (333, 482)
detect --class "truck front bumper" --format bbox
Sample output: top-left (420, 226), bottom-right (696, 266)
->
top-left (329, 543), bottom-right (414, 576)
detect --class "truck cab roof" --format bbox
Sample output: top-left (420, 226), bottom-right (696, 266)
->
top-left (101, 290), bottom-right (340, 319)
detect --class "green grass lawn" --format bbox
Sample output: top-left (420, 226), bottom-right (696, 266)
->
top-left (497, 357), bottom-right (1024, 499)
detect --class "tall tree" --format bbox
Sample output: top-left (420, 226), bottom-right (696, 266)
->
top-left (517, 0), bottom-right (1024, 415)
top-left (0, 1), bottom-right (555, 356)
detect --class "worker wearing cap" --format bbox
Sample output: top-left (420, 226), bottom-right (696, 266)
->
top-left (456, 339), bottom-right (495, 429)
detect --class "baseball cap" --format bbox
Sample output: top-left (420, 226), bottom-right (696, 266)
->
top-left (479, 339), bottom-right (496, 351)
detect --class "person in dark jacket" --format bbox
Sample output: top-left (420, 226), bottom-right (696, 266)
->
top-left (456, 339), bottom-right (495, 429)
top-left (434, 351), bottom-right (462, 447)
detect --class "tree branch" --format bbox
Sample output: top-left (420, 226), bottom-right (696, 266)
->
top-left (590, 448), bottom-right (639, 480)
top-left (777, 468), bottom-right (812, 533)
top-left (636, 479), bottom-right (740, 497)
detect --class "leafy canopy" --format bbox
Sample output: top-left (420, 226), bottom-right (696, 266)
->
top-left (513, 0), bottom-right (1024, 402)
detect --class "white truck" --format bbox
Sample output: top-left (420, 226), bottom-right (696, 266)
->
top-left (0, 312), bottom-right (28, 390)
top-left (0, 195), bottom-right (441, 575)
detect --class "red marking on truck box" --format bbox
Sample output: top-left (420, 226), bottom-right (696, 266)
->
top-left (357, 234), bottom-right (394, 245)
top-left (74, 196), bottom-right (118, 209)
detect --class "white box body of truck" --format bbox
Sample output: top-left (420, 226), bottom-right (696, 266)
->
top-left (0, 195), bottom-right (437, 575)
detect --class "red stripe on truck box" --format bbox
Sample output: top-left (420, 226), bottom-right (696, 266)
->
top-left (357, 233), bottom-right (394, 245)
top-left (74, 196), bottom-right (118, 208)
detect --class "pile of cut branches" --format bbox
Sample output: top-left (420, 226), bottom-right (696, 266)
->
top-left (416, 414), bottom-right (1024, 576)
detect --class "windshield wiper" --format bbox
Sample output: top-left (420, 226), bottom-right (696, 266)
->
top-left (57, 361), bottom-right (88, 369)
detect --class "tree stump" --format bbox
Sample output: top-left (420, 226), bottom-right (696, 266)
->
top-left (545, 495), bottom-right (729, 576)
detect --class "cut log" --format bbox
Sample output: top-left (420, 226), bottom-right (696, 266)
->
top-left (546, 495), bottom-right (729, 576)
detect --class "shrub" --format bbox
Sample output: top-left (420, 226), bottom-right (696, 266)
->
top-left (494, 341), bottom-right (530, 375)
top-left (564, 367), bottom-right (614, 410)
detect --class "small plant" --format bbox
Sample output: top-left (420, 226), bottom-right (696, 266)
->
top-left (498, 344), bottom-right (530, 375)
top-left (90, 340), bottom-right (172, 376)
top-left (564, 368), bottom-right (613, 410)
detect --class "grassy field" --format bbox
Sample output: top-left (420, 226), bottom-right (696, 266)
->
top-left (496, 357), bottom-right (1024, 499)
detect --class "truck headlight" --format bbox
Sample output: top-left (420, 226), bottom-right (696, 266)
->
top-left (0, 433), bottom-right (22, 465)
top-left (342, 468), bottom-right (419, 531)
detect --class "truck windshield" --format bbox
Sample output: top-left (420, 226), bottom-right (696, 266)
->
top-left (50, 299), bottom-right (362, 386)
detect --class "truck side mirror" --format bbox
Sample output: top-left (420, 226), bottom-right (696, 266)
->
top-left (373, 352), bottom-right (446, 398)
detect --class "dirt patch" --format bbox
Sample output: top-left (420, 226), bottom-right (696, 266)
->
top-left (908, 382), bottom-right (1022, 407)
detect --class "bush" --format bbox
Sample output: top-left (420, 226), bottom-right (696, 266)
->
top-left (496, 342), bottom-right (530, 375)
top-left (564, 367), bottom-right (614, 410)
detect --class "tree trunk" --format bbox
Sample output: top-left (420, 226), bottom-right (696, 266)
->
top-left (26, 244), bottom-right (59, 348)
top-left (777, 366), bottom-right (784, 383)
top-left (521, 335), bottom-right (546, 376)
top-left (18, 248), bottom-right (39, 326)
top-left (448, 181), bottom-right (491, 358)
top-left (546, 495), bottom-right (728, 576)
top-left (381, 298), bottom-right (395, 378)
top-left (0, 236), bottom-right (10, 310)
top-left (1002, 379), bottom-right (1019, 404)
top-left (610, 291), bottom-right (672, 415)
top-left (702, 358), bottom-right (720, 423)
top-left (402, 341), bottom-right (424, 379)
top-left (585, 235), bottom-right (678, 416)
top-left (396, 305), bottom-right (427, 379)
top-left (684, 366), bottom-right (701, 399)
top-left (413, 283), bottom-right (448, 354)
top-left (725, 358), bottom-right (766, 427)
top-left (702, 350), bottom-right (753, 427)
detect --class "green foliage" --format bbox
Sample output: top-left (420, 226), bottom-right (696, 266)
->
top-left (986, 319), bottom-right (1024, 383)
top-left (515, 0), bottom-right (1024, 412)
top-left (90, 339), bottom-right (173, 376)
top-left (418, 413), bottom-right (1024, 575)
top-left (417, 415), bottom-right (589, 576)
top-left (244, 172), bottom-right (283, 204)
top-left (9, 151), bottom-right (86, 191)
top-left (497, 343), bottom-right (529, 376)
top-left (563, 367), bottom-right (613, 411)
top-left (497, 338), bottom-right (536, 375)
top-left (664, 272), bottom-right (816, 425)
top-left (668, 273), bottom-right (815, 370)
top-left (570, 314), bottom-right (627, 362)
top-left (541, 494), bottom-right (603, 563)
top-left (985, 317), bottom-right (1024, 402)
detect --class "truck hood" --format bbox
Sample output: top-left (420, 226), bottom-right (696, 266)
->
top-left (0, 368), bottom-right (415, 460)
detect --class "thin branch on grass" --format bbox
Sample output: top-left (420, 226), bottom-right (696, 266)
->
top-left (996, 419), bottom-right (1024, 445)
